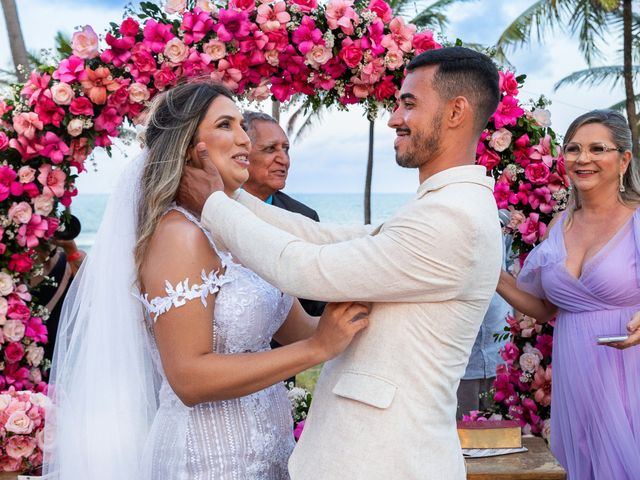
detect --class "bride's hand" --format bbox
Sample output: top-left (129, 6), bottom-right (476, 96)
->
top-left (308, 302), bottom-right (370, 361)
top-left (177, 142), bottom-right (225, 215)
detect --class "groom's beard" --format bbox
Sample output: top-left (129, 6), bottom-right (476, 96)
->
top-left (395, 116), bottom-right (443, 170)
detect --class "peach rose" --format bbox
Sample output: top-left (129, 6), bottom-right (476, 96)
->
top-left (5, 435), bottom-right (37, 459)
top-left (196, 0), bottom-right (218, 12)
top-left (71, 25), bottom-right (99, 59)
top-left (164, 38), bottom-right (189, 63)
top-left (33, 195), bottom-right (55, 216)
top-left (51, 82), bottom-right (75, 105)
top-left (67, 118), bottom-right (84, 137)
top-left (203, 40), bottom-right (227, 62)
top-left (306, 45), bottom-right (332, 68)
top-left (0, 272), bottom-right (13, 296)
top-left (26, 344), bottom-right (44, 367)
top-left (489, 128), bottom-right (513, 152)
top-left (384, 49), bottom-right (404, 70)
top-left (264, 49), bottom-right (279, 66)
top-left (128, 83), bottom-right (150, 104)
top-left (5, 411), bottom-right (34, 434)
top-left (29, 368), bottom-right (42, 384)
top-left (164, 0), bottom-right (187, 13)
top-left (8, 202), bottom-right (33, 224)
top-left (507, 207), bottom-right (526, 230)
top-left (3, 319), bottom-right (26, 342)
top-left (17, 166), bottom-right (36, 183)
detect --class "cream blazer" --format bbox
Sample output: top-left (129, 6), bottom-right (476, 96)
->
top-left (201, 165), bottom-right (503, 480)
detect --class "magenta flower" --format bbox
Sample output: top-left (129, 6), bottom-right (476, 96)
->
top-left (8, 136), bottom-right (41, 161)
top-left (412, 31), bottom-right (441, 54)
top-left (528, 186), bottom-right (555, 214)
top-left (69, 96), bottom-right (94, 116)
top-left (500, 341), bottom-right (520, 364)
top-left (292, 16), bottom-right (323, 54)
top-left (119, 17), bottom-right (140, 36)
top-left (528, 135), bottom-right (555, 167)
top-left (143, 19), bottom-right (176, 53)
top-left (21, 72), bottom-right (52, 106)
top-left (535, 334), bottom-right (553, 358)
top-left (53, 55), bottom-right (86, 83)
top-left (94, 106), bottom-right (124, 137)
top-left (256, 1), bottom-right (291, 33)
top-left (229, 0), bottom-right (256, 13)
top-left (25, 317), bottom-right (48, 344)
top-left (493, 181), bottom-right (518, 209)
top-left (525, 162), bottom-right (551, 185)
top-left (215, 9), bottom-right (251, 42)
top-left (492, 96), bottom-right (525, 129)
top-left (499, 71), bottom-right (519, 96)
top-left (101, 33), bottom-right (136, 67)
top-left (13, 112), bottom-right (43, 140)
top-left (38, 132), bottom-right (70, 164)
top-left (476, 142), bottom-right (500, 170)
top-left (17, 215), bottom-right (48, 248)
top-left (518, 213), bottom-right (547, 245)
top-left (366, 0), bottom-right (392, 23)
top-left (34, 97), bottom-right (65, 127)
top-left (38, 164), bottom-right (67, 197)
top-left (531, 366), bottom-right (552, 407)
top-left (339, 37), bottom-right (364, 68)
top-left (181, 8), bottom-right (215, 44)
top-left (288, 0), bottom-right (317, 13)
top-left (293, 420), bottom-right (305, 441)
top-left (493, 373), bottom-right (517, 404)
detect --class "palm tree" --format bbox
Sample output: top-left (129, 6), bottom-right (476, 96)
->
top-left (286, 0), bottom-right (464, 224)
top-left (495, 0), bottom-right (639, 156)
top-left (1, 0), bottom-right (30, 82)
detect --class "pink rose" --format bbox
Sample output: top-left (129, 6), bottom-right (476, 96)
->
top-left (17, 166), bottom-right (36, 184)
top-left (5, 411), bottom-right (34, 434)
top-left (488, 128), bottom-right (512, 152)
top-left (13, 112), bottom-right (43, 140)
top-left (306, 44), bottom-right (332, 67)
top-left (4, 342), bottom-right (25, 363)
top-left (325, 0), bottom-right (360, 36)
top-left (412, 31), bottom-right (441, 54)
top-left (0, 131), bottom-right (9, 151)
top-left (164, 0), bottom-right (186, 13)
top-left (518, 213), bottom-right (546, 245)
top-left (339, 39), bottom-right (363, 68)
top-left (67, 118), bottom-right (85, 137)
top-left (2, 319), bottom-right (25, 342)
top-left (51, 82), bottom-right (75, 105)
top-left (72, 25), bottom-right (99, 59)
top-left (163, 38), bottom-right (189, 64)
top-left (8, 202), bottom-right (33, 224)
top-left (33, 195), bottom-right (55, 216)
top-left (367, 0), bottom-right (392, 23)
top-left (519, 352), bottom-right (541, 373)
top-left (499, 71), bottom-right (519, 96)
top-left (128, 83), bottom-right (150, 104)
top-left (203, 39), bottom-right (227, 61)
top-left (525, 162), bottom-right (551, 185)
top-left (9, 253), bottom-right (33, 273)
top-left (5, 434), bottom-right (36, 460)
top-left (229, 0), bottom-right (257, 12)
top-left (69, 96), bottom-right (94, 116)
top-left (384, 49), bottom-right (404, 70)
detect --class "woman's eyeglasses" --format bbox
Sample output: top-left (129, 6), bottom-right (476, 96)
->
top-left (562, 142), bottom-right (624, 161)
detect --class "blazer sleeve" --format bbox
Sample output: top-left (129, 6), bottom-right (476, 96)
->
top-left (234, 190), bottom-right (373, 244)
top-left (202, 192), bottom-right (478, 303)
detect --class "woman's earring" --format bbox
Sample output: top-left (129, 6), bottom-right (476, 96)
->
top-left (619, 172), bottom-right (626, 192)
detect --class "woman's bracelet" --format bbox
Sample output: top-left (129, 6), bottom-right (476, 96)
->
top-left (67, 250), bottom-right (83, 262)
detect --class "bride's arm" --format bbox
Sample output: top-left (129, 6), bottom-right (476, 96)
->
top-left (141, 214), bottom-right (368, 407)
top-left (272, 300), bottom-right (319, 346)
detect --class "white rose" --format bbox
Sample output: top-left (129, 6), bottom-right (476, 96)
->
top-left (30, 392), bottom-right (51, 408)
top-left (0, 272), bottom-right (15, 296)
top-left (51, 82), bottom-right (75, 105)
top-left (8, 202), bottom-right (33, 224)
top-left (489, 128), bottom-right (513, 152)
top-left (164, 38), bottom-right (189, 64)
top-left (0, 297), bottom-right (7, 316)
top-left (33, 195), bottom-right (55, 216)
top-left (306, 45), bottom-right (332, 68)
top-left (26, 344), bottom-right (44, 367)
top-left (519, 352), bottom-right (541, 373)
top-left (3, 319), bottom-right (26, 342)
top-left (67, 118), bottom-right (84, 137)
top-left (0, 393), bottom-right (12, 410)
top-left (128, 83), bottom-right (150, 104)
top-left (164, 0), bottom-right (186, 13)
top-left (532, 108), bottom-right (552, 128)
top-left (5, 411), bottom-right (34, 434)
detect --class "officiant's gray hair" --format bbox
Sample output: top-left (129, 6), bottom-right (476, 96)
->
top-left (135, 81), bottom-right (234, 278)
top-left (564, 109), bottom-right (640, 220)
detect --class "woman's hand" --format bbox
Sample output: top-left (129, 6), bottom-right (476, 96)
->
top-left (608, 311), bottom-right (640, 350)
top-left (308, 302), bottom-right (370, 361)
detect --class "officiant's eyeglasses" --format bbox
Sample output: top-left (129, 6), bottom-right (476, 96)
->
top-left (562, 142), bottom-right (624, 161)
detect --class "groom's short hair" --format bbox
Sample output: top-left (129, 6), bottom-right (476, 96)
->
top-left (406, 47), bottom-right (499, 134)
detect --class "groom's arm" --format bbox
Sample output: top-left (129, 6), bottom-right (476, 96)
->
top-left (233, 190), bottom-right (375, 244)
top-left (201, 192), bottom-right (477, 303)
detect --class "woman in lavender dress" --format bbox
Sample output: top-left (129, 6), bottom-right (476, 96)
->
top-left (498, 110), bottom-right (640, 479)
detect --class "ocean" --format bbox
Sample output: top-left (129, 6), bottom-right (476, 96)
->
top-left (71, 193), bottom-right (414, 252)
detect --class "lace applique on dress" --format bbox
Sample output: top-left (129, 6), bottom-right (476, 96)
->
top-left (139, 268), bottom-right (232, 322)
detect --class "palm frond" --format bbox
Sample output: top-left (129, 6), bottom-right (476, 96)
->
top-left (495, 0), bottom-right (562, 52)
top-left (554, 65), bottom-right (640, 90)
top-left (288, 106), bottom-right (328, 143)
top-left (565, 0), bottom-right (612, 64)
top-left (608, 94), bottom-right (640, 112)
top-left (409, 0), bottom-right (475, 30)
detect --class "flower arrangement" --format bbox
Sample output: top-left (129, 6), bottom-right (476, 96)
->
top-left (474, 72), bottom-right (568, 437)
top-left (286, 383), bottom-right (312, 441)
top-left (0, 387), bottom-right (49, 473)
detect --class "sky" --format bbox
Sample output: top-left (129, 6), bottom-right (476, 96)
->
top-left (0, 0), bottom-right (625, 194)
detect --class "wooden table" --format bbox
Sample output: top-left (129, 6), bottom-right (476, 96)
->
top-left (465, 436), bottom-right (566, 479)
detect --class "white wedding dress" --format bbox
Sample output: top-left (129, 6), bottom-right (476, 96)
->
top-left (138, 206), bottom-right (295, 479)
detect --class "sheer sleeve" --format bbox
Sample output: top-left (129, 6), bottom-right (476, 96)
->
top-left (139, 268), bottom-right (231, 322)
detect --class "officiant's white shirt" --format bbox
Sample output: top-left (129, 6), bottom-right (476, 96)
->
top-left (201, 165), bottom-right (502, 480)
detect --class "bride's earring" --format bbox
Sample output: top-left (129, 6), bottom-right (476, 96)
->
top-left (619, 172), bottom-right (626, 193)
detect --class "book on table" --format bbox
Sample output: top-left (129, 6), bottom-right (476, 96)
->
top-left (456, 420), bottom-right (522, 449)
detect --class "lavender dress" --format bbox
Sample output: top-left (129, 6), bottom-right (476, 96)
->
top-left (518, 209), bottom-right (640, 480)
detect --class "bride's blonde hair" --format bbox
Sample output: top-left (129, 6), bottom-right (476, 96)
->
top-left (134, 81), bottom-right (234, 279)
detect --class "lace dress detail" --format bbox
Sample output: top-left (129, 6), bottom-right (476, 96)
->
top-left (137, 206), bottom-right (295, 480)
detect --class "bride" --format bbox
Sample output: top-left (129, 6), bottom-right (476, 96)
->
top-left (42, 81), bottom-right (369, 479)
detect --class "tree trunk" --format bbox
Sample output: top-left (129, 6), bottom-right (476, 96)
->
top-left (1, 0), bottom-right (29, 83)
top-left (272, 100), bottom-right (280, 123)
top-left (622, 0), bottom-right (639, 157)
top-left (364, 120), bottom-right (374, 224)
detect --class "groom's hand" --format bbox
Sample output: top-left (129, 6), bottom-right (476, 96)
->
top-left (177, 142), bottom-right (225, 215)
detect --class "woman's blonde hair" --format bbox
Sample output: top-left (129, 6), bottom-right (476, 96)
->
top-left (564, 109), bottom-right (640, 220)
top-left (134, 81), bottom-right (234, 279)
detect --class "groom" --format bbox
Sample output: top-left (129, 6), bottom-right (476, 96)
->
top-left (179, 47), bottom-right (503, 479)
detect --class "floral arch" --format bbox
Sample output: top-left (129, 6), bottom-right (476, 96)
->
top-left (0, 0), bottom-right (568, 471)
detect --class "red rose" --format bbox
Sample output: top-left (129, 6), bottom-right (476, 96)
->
top-left (339, 41), bottom-right (364, 69)
top-left (9, 253), bottom-right (33, 273)
top-left (69, 97), bottom-right (94, 116)
top-left (120, 17), bottom-right (140, 37)
top-left (4, 342), bottom-right (25, 364)
top-left (373, 75), bottom-right (396, 101)
top-left (153, 67), bottom-right (177, 91)
top-left (8, 302), bottom-right (31, 321)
